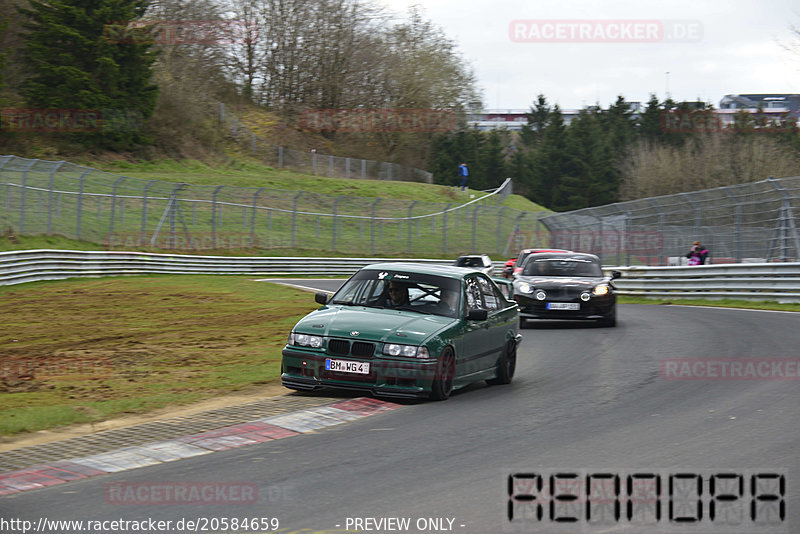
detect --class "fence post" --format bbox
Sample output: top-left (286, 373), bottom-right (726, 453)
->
top-left (496, 207), bottom-right (506, 255)
top-left (108, 176), bottom-right (126, 244)
top-left (251, 133), bottom-right (256, 154)
top-left (46, 161), bottom-right (65, 234)
top-left (332, 196), bottom-right (344, 251)
top-left (291, 191), bottom-right (304, 248)
top-left (278, 146), bottom-right (284, 168)
top-left (250, 187), bottom-right (266, 248)
top-left (361, 159), bottom-right (366, 179)
top-left (329, 156), bottom-right (334, 177)
top-left (442, 203), bottom-right (452, 255)
top-left (211, 185), bottom-right (224, 249)
top-left (141, 180), bottom-right (157, 243)
top-left (345, 158), bottom-right (350, 179)
top-left (76, 170), bottom-right (90, 240)
top-left (19, 160), bottom-right (36, 233)
top-left (311, 149), bottom-right (317, 175)
top-left (407, 200), bottom-right (418, 253)
top-left (370, 198), bottom-right (381, 254)
top-left (471, 205), bottom-right (480, 251)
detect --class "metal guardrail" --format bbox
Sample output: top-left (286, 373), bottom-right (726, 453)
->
top-left (3, 250), bottom-right (799, 303)
top-left (605, 263), bottom-right (800, 302)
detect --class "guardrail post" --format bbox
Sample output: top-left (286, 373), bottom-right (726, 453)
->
top-left (211, 185), bottom-right (224, 249)
top-left (46, 161), bottom-right (65, 234)
top-left (250, 187), bottom-right (266, 248)
top-left (19, 160), bottom-right (36, 233)
top-left (291, 191), bottom-right (304, 248)
top-left (370, 198), bottom-right (381, 254)
top-left (408, 200), bottom-right (418, 253)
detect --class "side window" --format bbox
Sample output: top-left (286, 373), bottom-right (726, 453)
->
top-left (465, 277), bottom-right (484, 309)
top-left (477, 276), bottom-right (500, 311)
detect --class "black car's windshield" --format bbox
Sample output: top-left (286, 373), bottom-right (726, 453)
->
top-left (330, 270), bottom-right (462, 318)
top-left (523, 258), bottom-right (603, 277)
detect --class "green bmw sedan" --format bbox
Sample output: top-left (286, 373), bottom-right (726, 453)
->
top-left (281, 263), bottom-right (521, 400)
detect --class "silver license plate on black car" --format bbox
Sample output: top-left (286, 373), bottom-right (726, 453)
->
top-left (546, 302), bottom-right (580, 310)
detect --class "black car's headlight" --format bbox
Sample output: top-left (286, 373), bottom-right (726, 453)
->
top-left (288, 332), bottom-right (323, 348)
top-left (517, 282), bottom-right (534, 294)
top-left (383, 344), bottom-right (430, 359)
top-left (593, 284), bottom-right (610, 297)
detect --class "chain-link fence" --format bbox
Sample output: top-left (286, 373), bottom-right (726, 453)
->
top-left (538, 177), bottom-right (800, 265)
top-left (0, 155), bottom-right (540, 258)
top-left (219, 103), bottom-right (434, 184)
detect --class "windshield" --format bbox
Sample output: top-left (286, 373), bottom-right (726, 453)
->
top-left (455, 257), bottom-right (485, 268)
top-left (330, 270), bottom-right (462, 318)
top-left (523, 258), bottom-right (603, 277)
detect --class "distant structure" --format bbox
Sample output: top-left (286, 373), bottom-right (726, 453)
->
top-left (467, 95), bottom-right (799, 131)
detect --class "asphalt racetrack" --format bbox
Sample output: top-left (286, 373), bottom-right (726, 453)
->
top-left (2, 279), bottom-right (798, 534)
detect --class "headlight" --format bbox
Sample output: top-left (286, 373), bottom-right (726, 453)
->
top-left (384, 344), bottom-right (429, 359)
top-left (288, 332), bottom-right (323, 348)
top-left (517, 282), bottom-right (533, 293)
top-left (593, 284), bottom-right (610, 296)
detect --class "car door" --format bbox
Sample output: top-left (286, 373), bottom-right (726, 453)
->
top-left (459, 275), bottom-right (496, 379)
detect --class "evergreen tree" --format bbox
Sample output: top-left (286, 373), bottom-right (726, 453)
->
top-left (19, 0), bottom-right (158, 148)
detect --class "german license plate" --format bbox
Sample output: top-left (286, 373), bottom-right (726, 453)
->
top-left (546, 302), bottom-right (580, 310)
top-left (325, 359), bottom-right (370, 374)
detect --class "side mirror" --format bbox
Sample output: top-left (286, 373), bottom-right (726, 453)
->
top-left (315, 292), bottom-right (329, 305)
top-left (466, 308), bottom-right (488, 321)
top-left (610, 271), bottom-right (622, 280)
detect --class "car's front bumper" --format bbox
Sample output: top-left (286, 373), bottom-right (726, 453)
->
top-left (515, 296), bottom-right (615, 320)
top-left (281, 348), bottom-right (439, 399)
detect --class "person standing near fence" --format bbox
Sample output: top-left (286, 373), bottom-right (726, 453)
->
top-left (457, 163), bottom-right (469, 191)
top-left (687, 241), bottom-right (709, 265)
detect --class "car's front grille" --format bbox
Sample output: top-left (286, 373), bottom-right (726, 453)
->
top-left (328, 339), bottom-right (350, 356)
top-left (326, 339), bottom-right (376, 358)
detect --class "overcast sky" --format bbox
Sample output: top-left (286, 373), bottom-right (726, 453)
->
top-left (379, 0), bottom-right (800, 110)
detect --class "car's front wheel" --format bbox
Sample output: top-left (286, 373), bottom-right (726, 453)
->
top-left (430, 347), bottom-right (455, 401)
top-left (487, 340), bottom-right (516, 385)
top-left (598, 305), bottom-right (617, 327)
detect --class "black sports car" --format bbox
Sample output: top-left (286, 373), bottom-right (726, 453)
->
top-left (512, 252), bottom-right (621, 327)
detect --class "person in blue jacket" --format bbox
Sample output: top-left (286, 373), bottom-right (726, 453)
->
top-left (457, 163), bottom-right (469, 191)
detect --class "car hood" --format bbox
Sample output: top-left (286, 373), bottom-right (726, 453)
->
top-left (293, 306), bottom-right (455, 345)
top-left (517, 276), bottom-right (607, 289)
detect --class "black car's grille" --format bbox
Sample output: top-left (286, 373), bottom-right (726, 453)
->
top-left (326, 338), bottom-right (376, 358)
top-left (328, 339), bottom-right (350, 356)
top-left (352, 342), bottom-right (375, 357)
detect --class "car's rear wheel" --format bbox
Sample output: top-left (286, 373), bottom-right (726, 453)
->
top-left (487, 340), bottom-right (516, 385)
top-left (430, 347), bottom-right (455, 401)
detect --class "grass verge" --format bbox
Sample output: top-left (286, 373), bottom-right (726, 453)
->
top-left (0, 275), bottom-right (320, 436)
top-left (618, 296), bottom-right (800, 313)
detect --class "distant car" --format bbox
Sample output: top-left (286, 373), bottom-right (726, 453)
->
top-left (513, 252), bottom-right (620, 327)
top-left (453, 254), bottom-right (494, 276)
top-left (282, 263), bottom-right (521, 400)
top-left (512, 248), bottom-right (571, 276)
